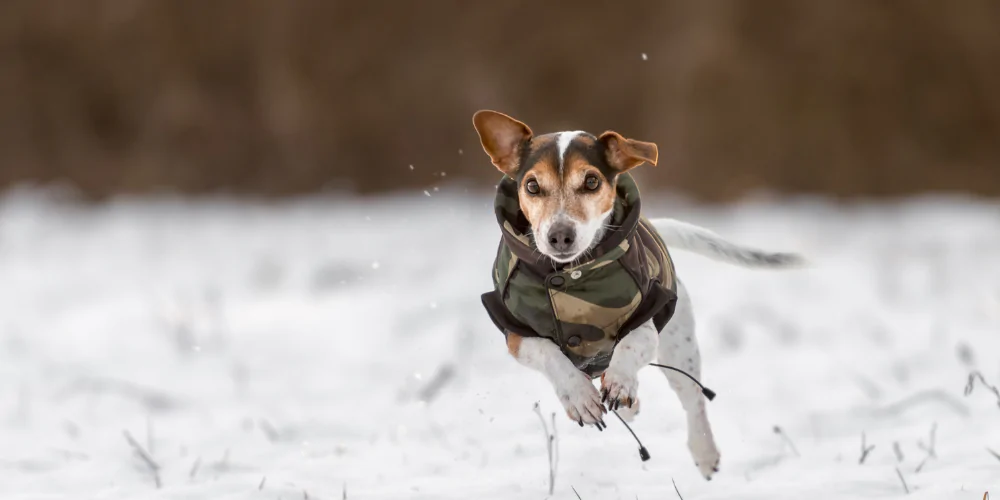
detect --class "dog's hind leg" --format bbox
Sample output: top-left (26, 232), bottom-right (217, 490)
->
top-left (657, 279), bottom-right (721, 480)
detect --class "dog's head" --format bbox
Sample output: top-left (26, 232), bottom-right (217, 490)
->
top-left (473, 110), bottom-right (658, 264)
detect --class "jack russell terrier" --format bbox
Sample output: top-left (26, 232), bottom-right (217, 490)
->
top-left (473, 110), bottom-right (803, 479)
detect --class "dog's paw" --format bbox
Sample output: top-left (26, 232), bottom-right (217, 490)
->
top-left (555, 372), bottom-right (606, 429)
top-left (690, 436), bottom-right (721, 480)
top-left (600, 368), bottom-right (638, 411)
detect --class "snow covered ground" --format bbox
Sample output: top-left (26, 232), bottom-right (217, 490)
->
top-left (1, 185), bottom-right (998, 500)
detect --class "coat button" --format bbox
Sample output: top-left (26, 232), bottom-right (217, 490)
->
top-left (570, 270), bottom-right (582, 279)
top-left (548, 275), bottom-right (565, 287)
top-left (566, 335), bottom-right (582, 347)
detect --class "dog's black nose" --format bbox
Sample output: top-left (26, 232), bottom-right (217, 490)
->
top-left (547, 223), bottom-right (576, 253)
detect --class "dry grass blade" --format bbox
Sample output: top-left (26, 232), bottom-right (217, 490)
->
top-left (532, 402), bottom-right (558, 495)
top-left (189, 456), bottom-right (201, 479)
top-left (895, 467), bottom-right (910, 495)
top-left (859, 432), bottom-right (876, 464)
top-left (123, 430), bottom-right (161, 489)
top-left (987, 448), bottom-right (1000, 463)
top-left (417, 364), bottom-right (455, 403)
top-left (258, 476), bottom-right (266, 490)
top-left (672, 478), bottom-right (685, 500)
top-left (773, 426), bottom-right (801, 457)
top-left (258, 419), bottom-right (281, 442)
top-left (915, 421), bottom-right (938, 473)
top-left (571, 485), bottom-right (583, 500)
top-left (964, 371), bottom-right (1000, 408)
top-left (550, 411), bottom-right (559, 484)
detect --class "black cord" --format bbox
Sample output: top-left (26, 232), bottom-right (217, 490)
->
top-left (607, 362), bottom-right (716, 462)
top-left (648, 363), bottom-right (716, 401)
top-left (611, 409), bottom-right (650, 461)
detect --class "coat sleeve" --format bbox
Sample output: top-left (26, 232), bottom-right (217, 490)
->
top-left (617, 282), bottom-right (678, 338)
top-left (481, 290), bottom-right (540, 338)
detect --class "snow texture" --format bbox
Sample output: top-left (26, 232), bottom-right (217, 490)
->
top-left (1, 187), bottom-right (998, 499)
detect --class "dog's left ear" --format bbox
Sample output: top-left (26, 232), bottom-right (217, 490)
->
top-left (599, 131), bottom-right (658, 172)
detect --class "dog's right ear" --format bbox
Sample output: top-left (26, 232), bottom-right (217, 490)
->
top-left (472, 110), bottom-right (533, 176)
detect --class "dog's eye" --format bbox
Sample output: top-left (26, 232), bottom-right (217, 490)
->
top-left (584, 175), bottom-right (601, 191)
top-left (525, 179), bottom-right (540, 195)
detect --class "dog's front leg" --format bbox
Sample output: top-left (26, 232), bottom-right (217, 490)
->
top-left (506, 333), bottom-right (606, 427)
top-left (601, 319), bottom-right (658, 412)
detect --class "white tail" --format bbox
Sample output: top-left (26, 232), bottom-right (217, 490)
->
top-left (649, 218), bottom-right (805, 268)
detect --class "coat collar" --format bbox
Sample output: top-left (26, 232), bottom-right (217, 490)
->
top-left (493, 173), bottom-right (643, 273)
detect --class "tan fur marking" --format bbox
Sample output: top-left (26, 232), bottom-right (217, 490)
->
top-left (518, 145), bottom-right (615, 231)
top-left (562, 155), bottom-right (615, 222)
top-left (518, 155), bottom-right (561, 230)
top-left (506, 332), bottom-right (524, 357)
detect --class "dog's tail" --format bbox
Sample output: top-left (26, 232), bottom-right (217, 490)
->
top-left (648, 218), bottom-right (806, 269)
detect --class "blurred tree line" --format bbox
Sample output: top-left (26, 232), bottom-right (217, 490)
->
top-left (1, 0), bottom-right (998, 201)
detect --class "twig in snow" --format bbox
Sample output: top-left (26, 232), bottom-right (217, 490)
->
top-left (965, 371), bottom-right (1000, 409)
top-left (532, 402), bottom-right (558, 495)
top-left (859, 432), bottom-right (876, 464)
top-left (303, 490), bottom-right (309, 499)
top-left (773, 426), bottom-right (801, 457)
top-left (213, 448), bottom-right (231, 473)
top-left (913, 422), bottom-right (937, 473)
top-left (571, 486), bottom-right (583, 500)
top-left (893, 442), bottom-right (904, 462)
top-left (671, 478), bottom-right (685, 500)
top-left (916, 422), bottom-right (937, 459)
top-left (259, 419), bottom-right (282, 441)
top-left (987, 448), bottom-right (1000, 463)
top-left (343, 482), bottom-right (348, 499)
top-left (123, 430), bottom-right (161, 489)
top-left (550, 412), bottom-right (559, 486)
top-left (189, 456), bottom-right (201, 479)
top-left (258, 476), bottom-right (266, 490)
top-left (417, 364), bottom-right (455, 403)
top-left (895, 467), bottom-right (910, 494)
top-left (914, 423), bottom-right (936, 474)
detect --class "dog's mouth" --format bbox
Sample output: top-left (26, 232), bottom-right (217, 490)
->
top-left (547, 250), bottom-right (582, 263)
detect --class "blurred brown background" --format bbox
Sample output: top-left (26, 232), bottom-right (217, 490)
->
top-left (1, 0), bottom-right (998, 201)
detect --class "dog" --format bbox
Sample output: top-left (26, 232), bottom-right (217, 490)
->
top-left (472, 110), bottom-right (803, 479)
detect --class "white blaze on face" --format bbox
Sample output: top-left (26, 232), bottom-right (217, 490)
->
top-left (556, 131), bottom-right (585, 174)
top-left (576, 207), bottom-right (614, 255)
top-left (533, 131), bottom-right (614, 264)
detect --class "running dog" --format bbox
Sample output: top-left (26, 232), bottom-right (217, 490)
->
top-left (473, 110), bottom-right (803, 479)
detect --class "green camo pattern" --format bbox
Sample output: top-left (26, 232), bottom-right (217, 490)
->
top-left (488, 173), bottom-right (676, 377)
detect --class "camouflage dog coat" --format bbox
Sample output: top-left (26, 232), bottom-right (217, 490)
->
top-left (481, 173), bottom-right (678, 378)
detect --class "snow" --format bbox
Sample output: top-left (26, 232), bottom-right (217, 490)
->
top-left (1, 187), bottom-right (998, 499)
